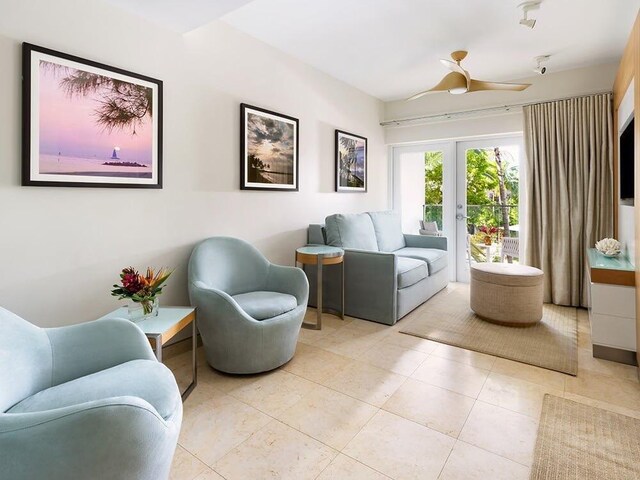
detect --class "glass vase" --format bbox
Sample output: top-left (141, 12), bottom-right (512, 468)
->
top-left (127, 297), bottom-right (159, 322)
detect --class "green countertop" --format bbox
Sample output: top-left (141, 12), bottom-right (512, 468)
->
top-left (587, 248), bottom-right (634, 272)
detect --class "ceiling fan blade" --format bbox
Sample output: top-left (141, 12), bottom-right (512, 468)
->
top-left (467, 79), bottom-right (531, 92)
top-left (440, 59), bottom-right (466, 75)
top-left (407, 72), bottom-right (468, 100)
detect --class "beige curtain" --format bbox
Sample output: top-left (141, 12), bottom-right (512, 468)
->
top-left (523, 93), bottom-right (613, 307)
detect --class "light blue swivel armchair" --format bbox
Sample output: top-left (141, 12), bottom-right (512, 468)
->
top-left (188, 237), bottom-right (309, 374)
top-left (0, 307), bottom-right (182, 480)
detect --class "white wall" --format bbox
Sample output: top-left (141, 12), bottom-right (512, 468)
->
top-left (384, 63), bottom-right (618, 144)
top-left (0, 0), bottom-right (386, 326)
top-left (392, 150), bottom-right (425, 234)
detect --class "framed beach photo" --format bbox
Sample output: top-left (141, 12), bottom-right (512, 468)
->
top-left (22, 43), bottom-right (162, 188)
top-left (335, 130), bottom-right (367, 192)
top-left (240, 103), bottom-right (299, 191)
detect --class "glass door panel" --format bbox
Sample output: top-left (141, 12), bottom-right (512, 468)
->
top-left (455, 139), bottom-right (523, 282)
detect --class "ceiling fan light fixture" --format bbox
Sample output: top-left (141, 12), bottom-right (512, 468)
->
top-left (449, 87), bottom-right (467, 95)
top-left (519, 18), bottom-right (536, 28)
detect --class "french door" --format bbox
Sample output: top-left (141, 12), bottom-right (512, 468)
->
top-left (392, 135), bottom-right (525, 282)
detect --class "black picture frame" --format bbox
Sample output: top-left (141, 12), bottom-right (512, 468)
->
top-left (22, 43), bottom-right (163, 188)
top-left (335, 129), bottom-right (367, 192)
top-left (240, 103), bottom-right (299, 191)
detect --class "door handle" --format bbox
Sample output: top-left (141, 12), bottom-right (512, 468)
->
top-left (456, 213), bottom-right (468, 221)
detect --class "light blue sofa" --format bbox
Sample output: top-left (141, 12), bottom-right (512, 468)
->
top-left (188, 237), bottom-right (309, 374)
top-left (307, 211), bottom-right (448, 325)
top-left (0, 307), bottom-right (182, 480)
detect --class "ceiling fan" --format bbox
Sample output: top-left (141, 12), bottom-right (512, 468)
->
top-left (408, 50), bottom-right (531, 100)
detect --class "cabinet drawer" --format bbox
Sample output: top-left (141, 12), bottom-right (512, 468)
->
top-left (590, 312), bottom-right (637, 351)
top-left (590, 283), bottom-right (636, 318)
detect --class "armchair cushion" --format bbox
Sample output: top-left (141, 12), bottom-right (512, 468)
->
top-left (232, 291), bottom-right (298, 321)
top-left (325, 213), bottom-right (379, 251)
top-left (395, 247), bottom-right (448, 275)
top-left (8, 359), bottom-right (179, 421)
top-left (368, 211), bottom-right (406, 252)
top-left (397, 257), bottom-right (428, 289)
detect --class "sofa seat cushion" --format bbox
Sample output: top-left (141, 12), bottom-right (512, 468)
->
top-left (233, 291), bottom-right (298, 320)
top-left (8, 359), bottom-right (179, 420)
top-left (397, 257), bottom-right (428, 289)
top-left (367, 211), bottom-right (406, 252)
top-left (324, 213), bottom-right (379, 251)
top-left (395, 247), bottom-right (448, 275)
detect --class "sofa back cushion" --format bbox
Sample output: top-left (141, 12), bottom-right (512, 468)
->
top-left (325, 213), bottom-right (379, 251)
top-left (368, 211), bottom-right (406, 252)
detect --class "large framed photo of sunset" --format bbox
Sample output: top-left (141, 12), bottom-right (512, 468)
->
top-left (240, 103), bottom-right (299, 191)
top-left (22, 43), bottom-right (163, 188)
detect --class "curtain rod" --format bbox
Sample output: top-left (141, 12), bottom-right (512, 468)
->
top-left (380, 90), bottom-right (612, 127)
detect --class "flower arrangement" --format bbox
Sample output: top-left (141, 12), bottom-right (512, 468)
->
top-left (595, 238), bottom-right (622, 257)
top-left (478, 225), bottom-right (499, 235)
top-left (111, 267), bottom-right (173, 316)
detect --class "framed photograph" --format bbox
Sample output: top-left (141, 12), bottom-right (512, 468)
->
top-left (240, 103), bottom-right (299, 191)
top-left (22, 43), bottom-right (163, 188)
top-left (335, 130), bottom-right (367, 192)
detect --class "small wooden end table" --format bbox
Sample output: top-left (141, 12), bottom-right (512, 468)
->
top-left (99, 306), bottom-right (197, 401)
top-left (295, 245), bottom-right (344, 330)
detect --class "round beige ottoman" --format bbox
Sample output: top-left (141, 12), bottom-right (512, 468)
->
top-left (470, 263), bottom-right (544, 327)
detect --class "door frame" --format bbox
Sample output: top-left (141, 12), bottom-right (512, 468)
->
top-left (390, 134), bottom-right (525, 283)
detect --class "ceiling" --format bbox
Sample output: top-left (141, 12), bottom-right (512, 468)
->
top-left (103, 0), bottom-right (640, 101)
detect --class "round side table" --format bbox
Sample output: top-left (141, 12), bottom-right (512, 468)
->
top-left (295, 245), bottom-right (344, 330)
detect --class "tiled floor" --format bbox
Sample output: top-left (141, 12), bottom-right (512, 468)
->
top-left (167, 283), bottom-right (640, 480)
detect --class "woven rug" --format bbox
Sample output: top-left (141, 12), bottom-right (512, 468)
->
top-left (400, 288), bottom-right (578, 375)
top-left (531, 395), bottom-right (640, 479)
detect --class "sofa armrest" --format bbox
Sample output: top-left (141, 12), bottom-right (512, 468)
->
top-left (343, 249), bottom-right (398, 324)
top-left (404, 234), bottom-right (448, 251)
top-left (45, 318), bottom-right (156, 387)
top-left (308, 224), bottom-right (326, 245)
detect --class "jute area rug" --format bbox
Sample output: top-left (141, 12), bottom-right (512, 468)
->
top-left (531, 395), bottom-right (640, 480)
top-left (400, 287), bottom-right (578, 375)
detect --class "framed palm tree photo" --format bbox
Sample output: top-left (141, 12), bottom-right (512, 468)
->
top-left (240, 103), bottom-right (299, 191)
top-left (22, 43), bottom-right (163, 188)
top-left (335, 130), bottom-right (367, 192)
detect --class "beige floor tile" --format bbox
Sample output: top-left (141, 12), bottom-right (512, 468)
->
top-left (382, 378), bottom-right (475, 437)
top-left (213, 420), bottom-right (336, 480)
top-left (478, 372), bottom-right (564, 419)
top-left (169, 445), bottom-right (211, 480)
top-left (297, 310), bottom-right (351, 345)
top-left (228, 369), bottom-right (320, 417)
top-left (491, 358), bottom-right (566, 390)
top-left (343, 410), bottom-right (455, 480)
top-left (412, 355), bottom-right (490, 398)
top-left (192, 470), bottom-right (224, 480)
top-left (431, 344), bottom-right (497, 370)
top-left (577, 330), bottom-right (592, 349)
top-left (282, 343), bottom-right (351, 383)
top-left (565, 370), bottom-right (640, 411)
top-left (314, 327), bottom-right (387, 360)
top-left (316, 454), bottom-right (390, 480)
top-left (276, 385), bottom-right (378, 450)
top-left (459, 401), bottom-right (538, 467)
top-left (562, 392), bottom-right (640, 419)
top-left (323, 360), bottom-right (407, 407)
top-left (359, 342), bottom-right (429, 375)
top-left (439, 440), bottom-right (530, 480)
top-left (577, 347), bottom-right (639, 382)
top-left (179, 385), bottom-right (272, 466)
top-left (379, 330), bottom-right (440, 354)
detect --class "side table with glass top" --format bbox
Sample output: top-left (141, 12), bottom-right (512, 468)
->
top-left (98, 306), bottom-right (197, 401)
top-left (295, 245), bottom-right (344, 330)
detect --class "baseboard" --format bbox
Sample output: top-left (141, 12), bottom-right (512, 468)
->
top-left (592, 344), bottom-right (638, 366)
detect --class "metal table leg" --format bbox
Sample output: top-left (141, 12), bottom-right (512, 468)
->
top-left (181, 317), bottom-right (197, 401)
